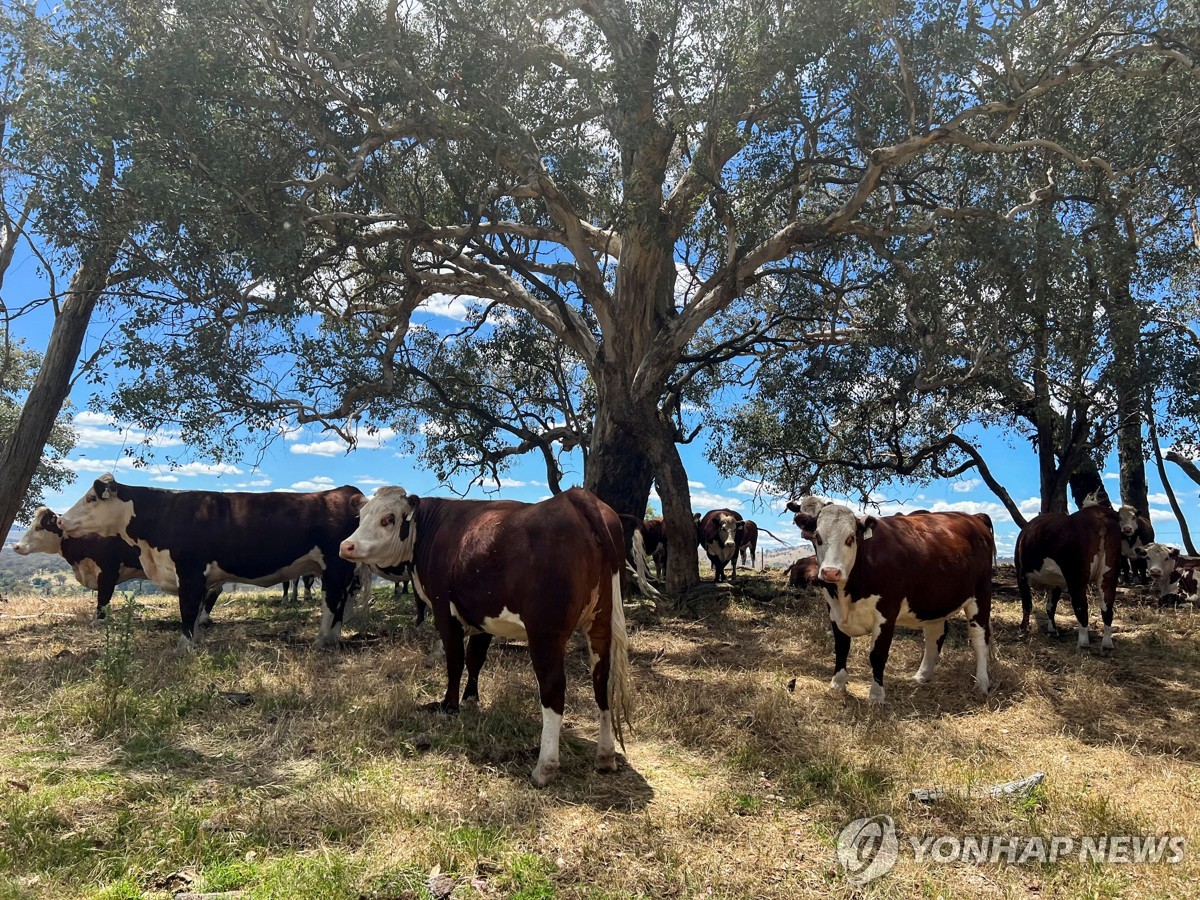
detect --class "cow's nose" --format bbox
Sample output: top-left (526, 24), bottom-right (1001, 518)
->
top-left (1149, 567), bottom-right (1162, 576)
top-left (819, 566), bottom-right (842, 583)
top-left (339, 540), bottom-right (356, 559)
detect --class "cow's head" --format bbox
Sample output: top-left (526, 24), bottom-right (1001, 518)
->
top-left (786, 496), bottom-right (828, 540)
top-left (799, 502), bottom-right (875, 586)
top-left (1117, 504), bottom-right (1140, 537)
top-left (13, 507), bottom-right (63, 556)
top-left (1144, 542), bottom-right (1181, 579)
top-left (58, 475), bottom-right (133, 538)
top-left (708, 512), bottom-right (741, 552)
top-left (339, 486), bottom-right (420, 567)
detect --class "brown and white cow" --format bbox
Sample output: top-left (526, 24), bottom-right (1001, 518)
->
top-left (697, 509), bottom-right (745, 583)
top-left (58, 475), bottom-right (366, 653)
top-left (639, 517), bottom-right (668, 578)
top-left (1016, 504), bottom-right (1122, 649)
top-left (1144, 543), bottom-right (1200, 602)
top-left (786, 554), bottom-right (819, 589)
top-left (1116, 504), bottom-right (1154, 585)
top-left (15, 506), bottom-right (150, 624)
top-left (338, 486), bottom-right (632, 787)
top-left (787, 499), bottom-right (994, 703)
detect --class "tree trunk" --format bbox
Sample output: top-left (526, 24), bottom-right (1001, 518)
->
top-left (1097, 205), bottom-right (1149, 514)
top-left (646, 415), bottom-right (700, 595)
top-left (0, 248), bottom-right (118, 538)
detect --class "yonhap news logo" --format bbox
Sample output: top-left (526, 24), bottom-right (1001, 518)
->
top-left (836, 816), bottom-right (1186, 884)
top-left (836, 815), bottom-right (899, 884)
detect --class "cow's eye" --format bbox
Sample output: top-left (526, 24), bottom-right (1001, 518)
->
top-left (845, 534), bottom-right (855, 546)
top-left (382, 513), bottom-right (396, 527)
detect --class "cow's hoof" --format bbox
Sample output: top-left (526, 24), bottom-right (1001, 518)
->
top-left (912, 670), bottom-right (934, 684)
top-left (174, 636), bottom-right (196, 657)
top-left (531, 762), bottom-right (559, 787)
top-left (868, 683), bottom-right (886, 705)
top-left (595, 753), bottom-right (618, 773)
top-left (829, 670), bottom-right (849, 693)
top-left (90, 616), bottom-right (105, 627)
top-left (312, 634), bottom-right (340, 650)
top-left (975, 678), bottom-right (991, 696)
top-left (424, 700), bottom-right (459, 714)
top-left (196, 610), bottom-right (212, 627)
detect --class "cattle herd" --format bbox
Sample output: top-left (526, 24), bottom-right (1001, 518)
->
top-left (9, 474), bottom-right (1199, 785)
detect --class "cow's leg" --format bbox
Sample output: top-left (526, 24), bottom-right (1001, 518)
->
top-left (867, 621), bottom-right (896, 704)
top-left (433, 615), bottom-right (465, 712)
top-left (913, 621), bottom-right (947, 683)
top-left (176, 570), bottom-right (207, 655)
top-left (1098, 561), bottom-right (1118, 651)
top-left (1067, 576), bottom-right (1090, 648)
top-left (303, 574), bottom-right (315, 603)
top-left (94, 567), bottom-right (119, 626)
top-left (415, 594), bottom-right (426, 627)
top-left (965, 596), bottom-right (991, 695)
top-left (462, 633), bottom-right (493, 704)
top-left (1018, 570), bottom-right (1033, 632)
top-left (529, 635), bottom-right (569, 787)
top-left (830, 620), bottom-right (851, 693)
top-left (710, 555), bottom-right (723, 583)
top-left (1046, 588), bottom-right (1061, 636)
top-left (197, 584), bottom-right (222, 627)
top-left (1118, 553), bottom-right (1131, 585)
top-left (316, 566), bottom-right (352, 647)
top-left (587, 617), bottom-right (617, 773)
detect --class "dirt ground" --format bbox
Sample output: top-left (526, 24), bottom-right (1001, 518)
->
top-left (0, 566), bottom-right (1197, 899)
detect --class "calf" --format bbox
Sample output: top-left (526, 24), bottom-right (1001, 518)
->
top-left (339, 486), bottom-right (632, 787)
top-left (59, 475), bottom-right (365, 652)
top-left (1117, 505), bottom-right (1154, 585)
top-left (1016, 505), bottom-right (1122, 649)
top-left (15, 506), bottom-right (149, 624)
top-left (640, 517), bottom-right (668, 578)
top-left (697, 509), bottom-right (745, 583)
top-left (787, 500), bottom-right (994, 703)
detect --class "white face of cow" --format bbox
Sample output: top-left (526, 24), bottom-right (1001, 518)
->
top-left (1144, 542), bottom-right (1180, 579)
top-left (1118, 504), bottom-right (1138, 537)
top-left (339, 486), bottom-right (419, 567)
top-left (58, 475), bottom-right (134, 538)
top-left (807, 503), bottom-right (875, 586)
top-left (712, 514), bottom-right (739, 551)
top-left (13, 508), bottom-right (63, 556)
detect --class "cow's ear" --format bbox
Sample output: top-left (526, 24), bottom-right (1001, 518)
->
top-left (858, 516), bottom-right (877, 540)
top-left (693, 513), bottom-right (701, 523)
top-left (350, 493), bottom-right (367, 512)
top-left (1170, 547), bottom-right (1181, 559)
top-left (786, 500), bottom-right (802, 513)
top-left (92, 478), bottom-right (113, 500)
top-left (406, 495), bottom-right (421, 512)
top-left (794, 512), bottom-right (818, 534)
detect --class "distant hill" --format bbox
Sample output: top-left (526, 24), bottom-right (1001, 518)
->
top-left (0, 546), bottom-right (77, 593)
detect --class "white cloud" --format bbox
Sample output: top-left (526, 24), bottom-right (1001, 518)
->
top-left (1147, 493), bottom-right (1171, 506)
top-left (950, 478), bottom-right (982, 493)
top-left (355, 476), bottom-right (392, 487)
top-left (236, 478), bottom-right (273, 488)
top-left (292, 476), bottom-right (337, 492)
top-left (73, 411), bottom-right (185, 449)
top-left (688, 480), bottom-right (706, 489)
top-left (1103, 472), bottom-right (1120, 481)
top-left (417, 292), bottom-right (475, 321)
top-left (167, 462), bottom-right (244, 477)
top-left (291, 440), bottom-right (347, 457)
top-left (151, 475), bottom-right (179, 483)
top-left (496, 478), bottom-right (527, 488)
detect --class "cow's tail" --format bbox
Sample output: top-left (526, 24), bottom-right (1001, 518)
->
top-left (978, 513), bottom-right (996, 568)
top-left (628, 529), bottom-right (663, 601)
top-left (608, 564), bottom-right (633, 751)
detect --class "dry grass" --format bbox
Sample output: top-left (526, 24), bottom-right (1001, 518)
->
top-left (0, 569), bottom-right (1198, 899)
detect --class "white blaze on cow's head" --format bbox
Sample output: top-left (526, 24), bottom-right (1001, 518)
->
top-left (1117, 504), bottom-right (1139, 537)
top-left (791, 501), bottom-right (876, 586)
top-left (58, 475), bottom-right (135, 539)
top-left (1144, 542), bottom-right (1180, 579)
top-left (339, 486), bottom-right (420, 567)
top-left (14, 507), bottom-right (64, 556)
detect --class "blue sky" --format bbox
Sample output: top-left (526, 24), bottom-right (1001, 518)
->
top-left (5, 245), bottom-right (1200, 560)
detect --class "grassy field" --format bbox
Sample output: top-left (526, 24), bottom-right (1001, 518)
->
top-left (0, 568), bottom-right (1198, 899)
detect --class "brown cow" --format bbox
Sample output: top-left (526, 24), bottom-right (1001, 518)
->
top-left (787, 499), bottom-right (994, 703)
top-left (1016, 504), bottom-right (1122, 649)
top-left (338, 486), bottom-right (632, 787)
top-left (786, 554), bottom-right (819, 589)
top-left (1116, 504), bottom-right (1154, 585)
top-left (697, 509), bottom-right (745, 583)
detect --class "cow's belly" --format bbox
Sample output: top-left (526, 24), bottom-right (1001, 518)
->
top-left (117, 565), bottom-right (144, 584)
top-left (480, 606), bottom-right (529, 640)
top-left (1089, 550), bottom-right (1111, 585)
top-left (1026, 558), bottom-right (1068, 590)
top-left (204, 547), bottom-right (325, 588)
top-left (70, 559), bottom-right (102, 592)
